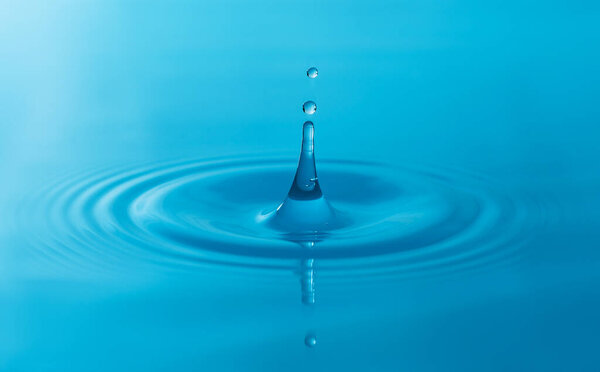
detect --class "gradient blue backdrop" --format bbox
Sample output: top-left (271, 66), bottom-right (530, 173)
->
top-left (1, 1), bottom-right (600, 371)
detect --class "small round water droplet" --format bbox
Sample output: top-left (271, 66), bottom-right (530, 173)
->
top-left (304, 333), bottom-right (317, 348)
top-left (307, 67), bottom-right (318, 78)
top-left (303, 101), bottom-right (317, 115)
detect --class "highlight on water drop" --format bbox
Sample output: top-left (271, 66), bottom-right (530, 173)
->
top-left (303, 101), bottom-right (317, 115)
top-left (307, 67), bottom-right (318, 78)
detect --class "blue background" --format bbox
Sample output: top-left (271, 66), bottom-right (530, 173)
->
top-left (1, 0), bottom-right (600, 370)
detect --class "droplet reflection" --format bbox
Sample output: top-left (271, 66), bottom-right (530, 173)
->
top-left (304, 333), bottom-right (317, 348)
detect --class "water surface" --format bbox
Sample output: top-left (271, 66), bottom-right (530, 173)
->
top-left (1, 0), bottom-right (600, 371)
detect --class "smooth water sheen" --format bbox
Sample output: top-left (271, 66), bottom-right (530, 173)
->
top-left (2, 1), bottom-right (600, 371)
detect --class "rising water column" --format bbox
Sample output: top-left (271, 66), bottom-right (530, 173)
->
top-left (270, 121), bottom-right (336, 233)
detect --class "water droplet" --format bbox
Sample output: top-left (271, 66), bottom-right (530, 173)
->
top-left (303, 101), bottom-right (317, 115)
top-left (304, 333), bottom-right (317, 348)
top-left (306, 67), bottom-right (318, 78)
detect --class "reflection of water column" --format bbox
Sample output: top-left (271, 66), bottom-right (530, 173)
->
top-left (299, 257), bottom-right (318, 348)
top-left (297, 240), bottom-right (316, 306)
top-left (298, 241), bottom-right (317, 347)
top-left (300, 258), bottom-right (315, 306)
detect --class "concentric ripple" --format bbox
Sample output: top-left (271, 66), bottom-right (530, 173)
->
top-left (22, 157), bottom-right (541, 277)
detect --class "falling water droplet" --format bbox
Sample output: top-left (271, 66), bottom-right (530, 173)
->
top-left (304, 333), bottom-right (317, 348)
top-left (306, 67), bottom-right (318, 78)
top-left (303, 101), bottom-right (317, 115)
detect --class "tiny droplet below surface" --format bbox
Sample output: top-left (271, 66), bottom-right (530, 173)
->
top-left (304, 333), bottom-right (317, 348)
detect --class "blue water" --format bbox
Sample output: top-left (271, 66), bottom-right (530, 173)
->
top-left (2, 1), bottom-right (600, 371)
